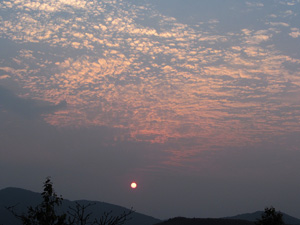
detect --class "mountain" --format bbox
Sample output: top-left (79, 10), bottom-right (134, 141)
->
top-left (155, 212), bottom-right (300, 225)
top-left (0, 187), bottom-right (161, 225)
top-left (225, 211), bottom-right (300, 225)
top-left (2, 187), bottom-right (300, 225)
top-left (154, 217), bottom-right (255, 225)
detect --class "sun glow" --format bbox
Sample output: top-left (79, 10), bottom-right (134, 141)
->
top-left (130, 182), bottom-right (137, 189)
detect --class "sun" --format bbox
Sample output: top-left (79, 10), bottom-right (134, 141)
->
top-left (130, 182), bottom-right (137, 189)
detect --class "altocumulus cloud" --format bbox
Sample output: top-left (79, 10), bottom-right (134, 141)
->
top-left (0, 86), bottom-right (67, 119)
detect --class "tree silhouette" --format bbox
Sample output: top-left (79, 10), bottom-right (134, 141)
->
top-left (67, 203), bottom-right (133, 225)
top-left (94, 209), bottom-right (134, 225)
top-left (7, 177), bottom-right (134, 225)
top-left (7, 177), bottom-right (66, 225)
top-left (67, 202), bottom-right (95, 225)
top-left (255, 207), bottom-right (284, 225)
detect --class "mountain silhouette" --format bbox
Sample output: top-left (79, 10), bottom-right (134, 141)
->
top-left (225, 211), bottom-right (300, 225)
top-left (2, 187), bottom-right (300, 225)
top-left (0, 187), bottom-right (160, 225)
top-left (155, 213), bottom-right (300, 225)
top-left (154, 217), bottom-right (255, 225)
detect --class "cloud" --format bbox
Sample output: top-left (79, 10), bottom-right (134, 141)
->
top-left (1, 0), bottom-right (300, 150)
top-left (246, 2), bottom-right (264, 7)
top-left (283, 10), bottom-right (295, 16)
top-left (268, 22), bottom-right (290, 27)
top-left (244, 30), bottom-right (272, 44)
top-left (289, 28), bottom-right (300, 38)
top-left (0, 75), bottom-right (10, 80)
top-left (0, 86), bottom-right (67, 119)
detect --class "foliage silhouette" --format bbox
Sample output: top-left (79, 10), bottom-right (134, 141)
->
top-left (7, 177), bottom-right (134, 225)
top-left (7, 177), bottom-right (67, 225)
top-left (255, 207), bottom-right (284, 225)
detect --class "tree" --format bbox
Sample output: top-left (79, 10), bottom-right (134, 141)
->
top-left (255, 207), bottom-right (285, 225)
top-left (7, 177), bottom-right (134, 225)
top-left (67, 202), bottom-right (95, 225)
top-left (67, 203), bottom-right (134, 225)
top-left (94, 209), bottom-right (134, 225)
top-left (7, 177), bottom-right (67, 225)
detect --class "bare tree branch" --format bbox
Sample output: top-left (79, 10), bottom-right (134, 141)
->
top-left (94, 208), bottom-right (134, 225)
top-left (67, 202), bottom-right (95, 225)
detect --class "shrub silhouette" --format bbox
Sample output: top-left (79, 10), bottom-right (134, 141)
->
top-left (7, 177), bottom-right (133, 225)
top-left (255, 207), bottom-right (284, 225)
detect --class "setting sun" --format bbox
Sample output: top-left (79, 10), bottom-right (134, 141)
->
top-left (1, 0), bottom-right (300, 221)
top-left (131, 182), bottom-right (137, 189)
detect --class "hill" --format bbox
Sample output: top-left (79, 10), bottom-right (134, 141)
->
top-left (2, 187), bottom-right (300, 225)
top-left (226, 211), bottom-right (300, 225)
top-left (154, 217), bottom-right (255, 225)
top-left (0, 187), bottom-right (161, 225)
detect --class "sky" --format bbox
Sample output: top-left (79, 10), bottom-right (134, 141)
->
top-left (1, 0), bottom-right (300, 220)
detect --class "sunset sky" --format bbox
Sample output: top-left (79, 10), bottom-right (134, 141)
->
top-left (1, 0), bottom-right (300, 220)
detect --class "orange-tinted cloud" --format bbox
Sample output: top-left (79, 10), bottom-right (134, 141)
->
top-left (1, 0), bottom-right (300, 163)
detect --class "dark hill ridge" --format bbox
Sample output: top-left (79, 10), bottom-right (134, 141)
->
top-left (0, 187), bottom-right (161, 225)
top-left (225, 211), bottom-right (300, 225)
top-left (154, 217), bottom-right (255, 225)
top-left (155, 215), bottom-right (300, 225)
top-left (2, 187), bottom-right (300, 225)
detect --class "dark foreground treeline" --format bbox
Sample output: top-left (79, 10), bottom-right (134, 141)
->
top-left (0, 178), bottom-right (160, 225)
top-left (1, 178), bottom-right (298, 225)
top-left (155, 217), bottom-right (255, 225)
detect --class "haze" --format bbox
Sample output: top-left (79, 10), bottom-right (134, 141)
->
top-left (1, 0), bottom-right (300, 220)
